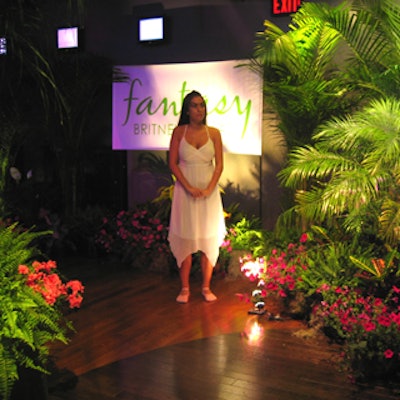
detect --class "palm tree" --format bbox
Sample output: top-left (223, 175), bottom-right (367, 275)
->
top-left (253, 0), bottom-right (400, 149)
top-left (252, 2), bottom-right (351, 148)
top-left (278, 97), bottom-right (400, 247)
top-left (0, 0), bottom-right (115, 221)
top-left (48, 53), bottom-right (114, 217)
top-left (0, 0), bottom-right (84, 217)
top-left (253, 0), bottom-right (400, 236)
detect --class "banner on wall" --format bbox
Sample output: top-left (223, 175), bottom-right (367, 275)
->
top-left (112, 60), bottom-right (263, 155)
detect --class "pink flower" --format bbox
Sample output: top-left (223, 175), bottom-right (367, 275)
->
top-left (363, 321), bottom-right (376, 332)
top-left (299, 233), bottom-right (308, 243)
top-left (316, 283), bottom-right (330, 293)
top-left (389, 312), bottom-right (400, 325)
top-left (384, 349), bottom-right (394, 359)
top-left (377, 315), bottom-right (392, 327)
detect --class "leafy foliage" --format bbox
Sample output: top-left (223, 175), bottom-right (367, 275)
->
top-left (313, 284), bottom-right (400, 383)
top-left (0, 224), bottom-right (77, 400)
top-left (278, 97), bottom-right (400, 246)
top-left (96, 204), bottom-right (173, 268)
top-left (252, 2), bottom-right (358, 148)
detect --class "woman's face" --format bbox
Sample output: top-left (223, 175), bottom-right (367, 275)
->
top-left (187, 95), bottom-right (206, 124)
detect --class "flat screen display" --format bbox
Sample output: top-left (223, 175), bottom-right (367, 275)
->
top-left (138, 17), bottom-right (164, 42)
top-left (57, 27), bottom-right (79, 49)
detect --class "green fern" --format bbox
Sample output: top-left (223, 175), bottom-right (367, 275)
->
top-left (0, 223), bottom-right (70, 400)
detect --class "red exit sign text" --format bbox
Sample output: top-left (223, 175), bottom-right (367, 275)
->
top-left (273, 0), bottom-right (302, 15)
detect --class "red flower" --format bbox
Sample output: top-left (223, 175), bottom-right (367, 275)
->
top-left (393, 285), bottom-right (400, 294)
top-left (299, 233), bottom-right (308, 243)
top-left (18, 264), bottom-right (29, 274)
top-left (363, 321), bottom-right (376, 332)
top-left (377, 315), bottom-right (392, 327)
top-left (18, 260), bottom-right (84, 309)
top-left (384, 349), bottom-right (394, 359)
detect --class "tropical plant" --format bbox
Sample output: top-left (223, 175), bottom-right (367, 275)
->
top-left (223, 216), bottom-right (270, 257)
top-left (0, 222), bottom-right (84, 400)
top-left (237, 225), bottom-right (400, 382)
top-left (278, 97), bottom-right (400, 246)
top-left (252, 0), bottom-right (400, 150)
top-left (251, 2), bottom-right (352, 148)
top-left (0, 122), bottom-right (14, 217)
top-left (48, 53), bottom-right (115, 218)
top-left (289, 226), bottom-right (362, 295)
top-left (238, 229), bottom-right (362, 302)
top-left (1, 1), bottom-right (115, 222)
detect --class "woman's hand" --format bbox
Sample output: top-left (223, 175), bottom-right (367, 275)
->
top-left (201, 187), bottom-right (213, 197)
top-left (189, 187), bottom-right (213, 198)
top-left (188, 186), bottom-right (203, 198)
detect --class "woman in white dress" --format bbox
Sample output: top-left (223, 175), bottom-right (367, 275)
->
top-left (168, 91), bottom-right (226, 303)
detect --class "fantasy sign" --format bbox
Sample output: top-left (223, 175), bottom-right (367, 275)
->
top-left (112, 60), bottom-right (263, 155)
top-left (272, 0), bottom-right (302, 15)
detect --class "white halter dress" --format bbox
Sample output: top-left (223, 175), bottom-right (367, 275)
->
top-left (168, 125), bottom-right (226, 268)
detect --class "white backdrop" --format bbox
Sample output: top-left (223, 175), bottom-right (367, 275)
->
top-left (112, 60), bottom-right (262, 155)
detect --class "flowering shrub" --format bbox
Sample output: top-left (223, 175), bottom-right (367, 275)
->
top-left (18, 260), bottom-right (84, 309)
top-left (240, 233), bottom-right (308, 298)
top-left (96, 208), bottom-right (171, 264)
top-left (0, 222), bottom-right (84, 399)
top-left (238, 228), bottom-right (400, 384)
top-left (313, 284), bottom-right (400, 382)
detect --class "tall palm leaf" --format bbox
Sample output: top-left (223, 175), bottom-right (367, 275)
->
top-left (278, 97), bottom-right (400, 246)
top-left (311, 0), bottom-right (400, 99)
top-left (0, 0), bottom-right (85, 219)
top-left (253, 0), bottom-right (400, 150)
top-left (253, 2), bottom-right (355, 147)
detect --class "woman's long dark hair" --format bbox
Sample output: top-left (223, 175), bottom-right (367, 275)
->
top-left (177, 90), bottom-right (207, 126)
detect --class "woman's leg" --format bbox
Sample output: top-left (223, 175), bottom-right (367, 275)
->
top-left (200, 252), bottom-right (217, 301)
top-left (176, 255), bottom-right (192, 303)
top-left (180, 255), bottom-right (192, 288)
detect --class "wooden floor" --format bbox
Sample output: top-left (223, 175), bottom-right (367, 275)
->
top-left (47, 256), bottom-right (399, 400)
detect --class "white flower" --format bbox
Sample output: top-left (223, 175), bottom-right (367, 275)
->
top-left (9, 167), bottom-right (21, 182)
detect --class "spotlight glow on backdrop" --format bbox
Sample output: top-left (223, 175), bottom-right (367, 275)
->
top-left (112, 60), bottom-right (263, 155)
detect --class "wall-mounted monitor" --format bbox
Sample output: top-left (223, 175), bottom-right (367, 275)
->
top-left (138, 16), bottom-right (164, 43)
top-left (0, 37), bottom-right (7, 55)
top-left (57, 26), bottom-right (80, 50)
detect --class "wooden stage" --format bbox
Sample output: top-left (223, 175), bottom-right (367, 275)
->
top-left (47, 257), bottom-right (399, 400)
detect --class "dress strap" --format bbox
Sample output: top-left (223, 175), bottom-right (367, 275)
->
top-left (183, 125), bottom-right (188, 138)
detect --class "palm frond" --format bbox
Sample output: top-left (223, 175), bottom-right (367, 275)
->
top-left (379, 198), bottom-right (400, 246)
top-left (278, 145), bottom-right (360, 189)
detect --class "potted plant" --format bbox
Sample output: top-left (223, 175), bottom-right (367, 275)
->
top-left (0, 222), bottom-right (84, 400)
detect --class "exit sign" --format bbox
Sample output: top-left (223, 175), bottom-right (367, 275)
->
top-left (272, 0), bottom-right (302, 15)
